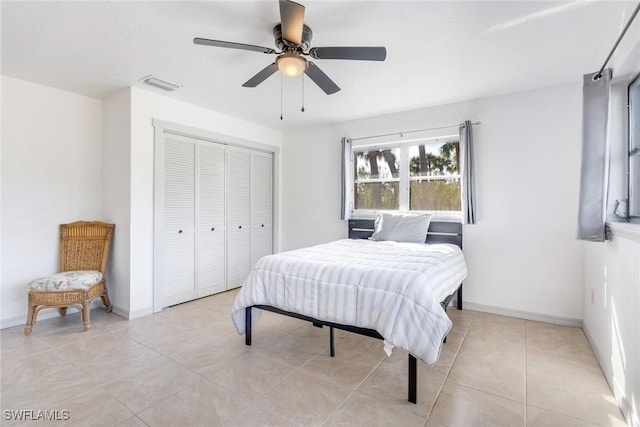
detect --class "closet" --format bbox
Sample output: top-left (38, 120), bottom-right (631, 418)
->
top-left (155, 132), bottom-right (273, 308)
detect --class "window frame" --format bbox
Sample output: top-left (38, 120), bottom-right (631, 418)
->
top-left (628, 72), bottom-right (640, 222)
top-left (350, 134), bottom-right (462, 220)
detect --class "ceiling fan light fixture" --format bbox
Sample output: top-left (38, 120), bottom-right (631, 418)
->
top-left (276, 53), bottom-right (308, 77)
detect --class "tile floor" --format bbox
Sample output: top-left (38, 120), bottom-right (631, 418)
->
top-left (1, 289), bottom-right (627, 426)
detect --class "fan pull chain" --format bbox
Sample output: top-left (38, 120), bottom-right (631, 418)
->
top-left (301, 74), bottom-right (305, 113)
top-left (280, 74), bottom-right (283, 120)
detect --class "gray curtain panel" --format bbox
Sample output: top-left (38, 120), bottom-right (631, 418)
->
top-left (577, 68), bottom-right (612, 242)
top-left (340, 137), bottom-right (352, 220)
top-left (460, 121), bottom-right (476, 224)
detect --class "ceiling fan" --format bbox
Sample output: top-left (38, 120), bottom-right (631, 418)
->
top-left (194, 0), bottom-right (386, 95)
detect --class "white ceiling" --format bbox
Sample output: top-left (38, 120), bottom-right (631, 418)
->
top-left (2, 1), bottom-right (639, 130)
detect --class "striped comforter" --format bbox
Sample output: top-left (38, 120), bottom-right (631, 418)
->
top-left (231, 239), bottom-right (467, 364)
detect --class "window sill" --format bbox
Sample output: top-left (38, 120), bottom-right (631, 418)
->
top-left (606, 222), bottom-right (640, 243)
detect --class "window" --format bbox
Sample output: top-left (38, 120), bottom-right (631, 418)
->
top-left (354, 147), bottom-right (400, 210)
top-left (353, 136), bottom-right (461, 215)
top-left (629, 73), bottom-right (640, 220)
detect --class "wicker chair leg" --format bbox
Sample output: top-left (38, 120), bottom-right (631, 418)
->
top-left (82, 302), bottom-right (91, 331)
top-left (58, 307), bottom-right (67, 316)
top-left (101, 292), bottom-right (112, 313)
top-left (24, 304), bottom-right (37, 335)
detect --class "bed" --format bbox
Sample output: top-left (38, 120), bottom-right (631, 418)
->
top-left (231, 217), bottom-right (467, 403)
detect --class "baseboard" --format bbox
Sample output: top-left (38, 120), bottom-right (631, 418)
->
top-left (2, 303), bottom-right (155, 329)
top-left (582, 322), bottom-right (612, 380)
top-left (2, 310), bottom-right (58, 330)
top-left (111, 304), bottom-right (153, 320)
top-left (583, 321), bottom-right (636, 427)
top-left (1, 299), bottom-right (104, 330)
top-left (462, 302), bottom-right (583, 328)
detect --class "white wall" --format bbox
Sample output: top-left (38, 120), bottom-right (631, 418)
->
top-left (583, 228), bottom-right (640, 426)
top-left (582, 33), bottom-right (640, 426)
top-left (1, 76), bottom-right (102, 327)
top-left (120, 87), bottom-right (282, 317)
top-left (101, 88), bottom-right (132, 316)
top-left (281, 82), bottom-right (585, 323)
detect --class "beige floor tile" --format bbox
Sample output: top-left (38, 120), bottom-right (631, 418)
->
top-left (170, 337), bottom-right (251, 373)
top-left (0, 326), bottom-right (52, 358)
top-left (104, 359), bottom-right (202, 414)
top-left (252, 309), bottom-right (310, 334)
top-left (198, 350), bottom-right (294, 400)
top-left (106, 314), bottom-right (191, 344)
top-left (195, 288), bottom-right (240, 310)
top-left (49, 387), bottom-right (134, 427)
top-left (56, 332), bottom-right (140, 366)
top-left (526, 406), bottom-right (602, 427)
top-left (257, 331), bottom-right (327, 368)
top-left (1, 349), bottom-right (72, 392)
top-left (114, 416), bottom-right (149, 427)
top-left (446, 308), bottom-right (477, 330)
top-left (525, 335), bottom-right (624, 427)
top-left (324, 392), bottom-right (426, 427)
top-left (220, 403), bottom-right (298, 427)
top-left (239, 321), bottom-right (291, 346)
top-left (141, 328), bottom-right (234, 359)
top-left (435, 331), bottom-right (465, 368)
top-left (429, 381), bottom-right (525, 427)
top-left (25, 308), bottom-right (115, 346)
top-left (253, 369), bottom-right (352, 427)
top-left (288, 322), bottom-right (334, 339)
top-left (137, 379), bottom-right (247, 427)
top-left (76, 343), bottom-right (170, 384)
top-left (527, 372), bottom-right (626, 425)
top-left (448, 346), bottom-right (525, 402)
top-left (464, 312), bottom-right (526, 348)
top-left (301, 351), bottom-right (382, 389)
top-left (459, 332), bottom-right (523, 357)
top-left (526, 347), bottom-right (605, 389)
top-left (1, 376), bottom-right (99, 417)
top-left (525, 321), bottom-right (593, 360)
top-left (357, 351), bottom-right (448, 418)
top-left (158, 305), bottom-right (237, 337)
top-left (333, 331), bottom-right (386, 358)
top-left (0, 289), bottom-right (625, 427)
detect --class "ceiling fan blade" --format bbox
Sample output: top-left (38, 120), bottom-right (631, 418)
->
top-left (194, 38), bottom-right (276, 54)
top-left (305, 62), bottom-right (340, 95)
top-left (279, 0), bottom-right (305, 45)
top-left (309, 47), bottom-right (387, 61)
top-left (242, 63), bottom-right (279, 88)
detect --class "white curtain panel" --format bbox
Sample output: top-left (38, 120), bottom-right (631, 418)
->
top-left (340, 137), bottom-right (352, 220)
top-left (577, 68), bottom-right (612, 242)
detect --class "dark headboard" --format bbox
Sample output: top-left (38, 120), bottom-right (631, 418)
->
top-left (348, 219), bottom-right (462, 248)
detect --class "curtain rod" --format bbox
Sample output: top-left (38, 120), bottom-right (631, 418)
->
top-left (595, 1), bottom-right (640, 79)
top-left (350, 121), bottom-right (481, 142)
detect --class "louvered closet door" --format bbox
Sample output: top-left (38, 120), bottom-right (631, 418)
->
top-left (250, 151), bottom-right (273, 269)
top-left (162, 134), bottom-right (196, 306)
top-left (227, 147), bottom-right (251, 289)
top-left (196, 141), bottom-right (226, 297)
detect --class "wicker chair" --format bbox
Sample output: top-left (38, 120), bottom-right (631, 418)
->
top-left (24, 221), bottom-right (115, 335)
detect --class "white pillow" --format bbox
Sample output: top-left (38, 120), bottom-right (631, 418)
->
top-left (369, 213), bottom-right (432, 243)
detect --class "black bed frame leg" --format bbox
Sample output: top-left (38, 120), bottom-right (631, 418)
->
top-left (245, 307), bottom-right (252, 346)
top-left (329, 327), bottom-right (335, 357)
top-left (457, 284), bottom-right (463, 310)
top-left (408, 354), bottom-right (417, 404)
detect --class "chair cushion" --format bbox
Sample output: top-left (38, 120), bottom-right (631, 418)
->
top-left (28, 270), bottom-right (103, 291)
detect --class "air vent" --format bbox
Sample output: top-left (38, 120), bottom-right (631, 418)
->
top-left (140, 75), bottom-right (182, 91)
